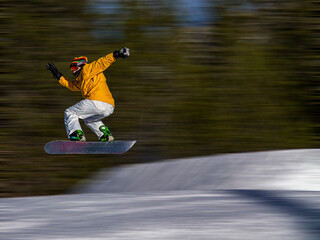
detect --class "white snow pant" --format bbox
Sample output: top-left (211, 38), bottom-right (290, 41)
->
top-left (64, 99), bottom-right (114, 139)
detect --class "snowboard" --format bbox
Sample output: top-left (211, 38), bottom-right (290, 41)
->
top-left (45, 140), bottom-right (136, 155)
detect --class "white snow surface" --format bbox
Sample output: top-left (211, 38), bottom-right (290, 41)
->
top-left (1, 149), bottom-right (320, 240)
top-left (74, 149), bottom-right (320, 193)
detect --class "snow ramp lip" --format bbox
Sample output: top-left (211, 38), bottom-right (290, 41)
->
top-left (73, 149), bottom-right (320, 193)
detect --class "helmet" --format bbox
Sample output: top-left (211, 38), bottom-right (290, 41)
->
top-left (70, 56), bottom-right (88, 71)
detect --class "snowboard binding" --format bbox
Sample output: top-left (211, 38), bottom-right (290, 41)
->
top-left (69, 130), bottom-right (86, 142)
top-left (99, 125), bottom-right (114, 142)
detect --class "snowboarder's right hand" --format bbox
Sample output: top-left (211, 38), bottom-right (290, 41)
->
top-left (46, 62), bottom-right (63, 80)
top-left (113, 47), bottom-right (130, 59)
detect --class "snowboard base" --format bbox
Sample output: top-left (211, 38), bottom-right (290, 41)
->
top-left (45, 140), bottom-right (136, 155)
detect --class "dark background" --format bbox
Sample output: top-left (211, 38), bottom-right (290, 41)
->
top-left (0, 0), bottom-right (318, 197)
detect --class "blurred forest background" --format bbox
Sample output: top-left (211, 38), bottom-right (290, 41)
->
top-left (0, 0), bottom-right (319, 197)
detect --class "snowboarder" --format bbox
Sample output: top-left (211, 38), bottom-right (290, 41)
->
top-left (46, 47), bottom-right (130, 142)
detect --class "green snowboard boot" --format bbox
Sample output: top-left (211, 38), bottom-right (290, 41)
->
top-left (69, 130), bottom-right (86, 141)
top-left (99, 125), bottom-right (114, 142)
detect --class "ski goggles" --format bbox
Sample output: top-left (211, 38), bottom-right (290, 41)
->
top-left (70, 63), bottom-right (80, 71)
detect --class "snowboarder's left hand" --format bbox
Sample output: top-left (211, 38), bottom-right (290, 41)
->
top-left (46, 62), bottom-right (63, 80)
top-left (113, 47), bottom-right (130, 59)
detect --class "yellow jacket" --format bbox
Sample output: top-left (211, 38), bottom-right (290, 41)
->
top-left (59, 53), bottom-right (116, 107)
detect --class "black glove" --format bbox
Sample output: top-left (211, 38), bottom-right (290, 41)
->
top-left (113, 47), bottom-right (130, 59)
top-left (46, 62), bottom-right (63, 80)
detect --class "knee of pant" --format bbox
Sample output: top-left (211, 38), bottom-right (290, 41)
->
top-left (64, 108), bottom-right (74, 118)
top-left (103, 108), bottom-right (114, 117)
top-left (102, 111), bottom-right (112, 118)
